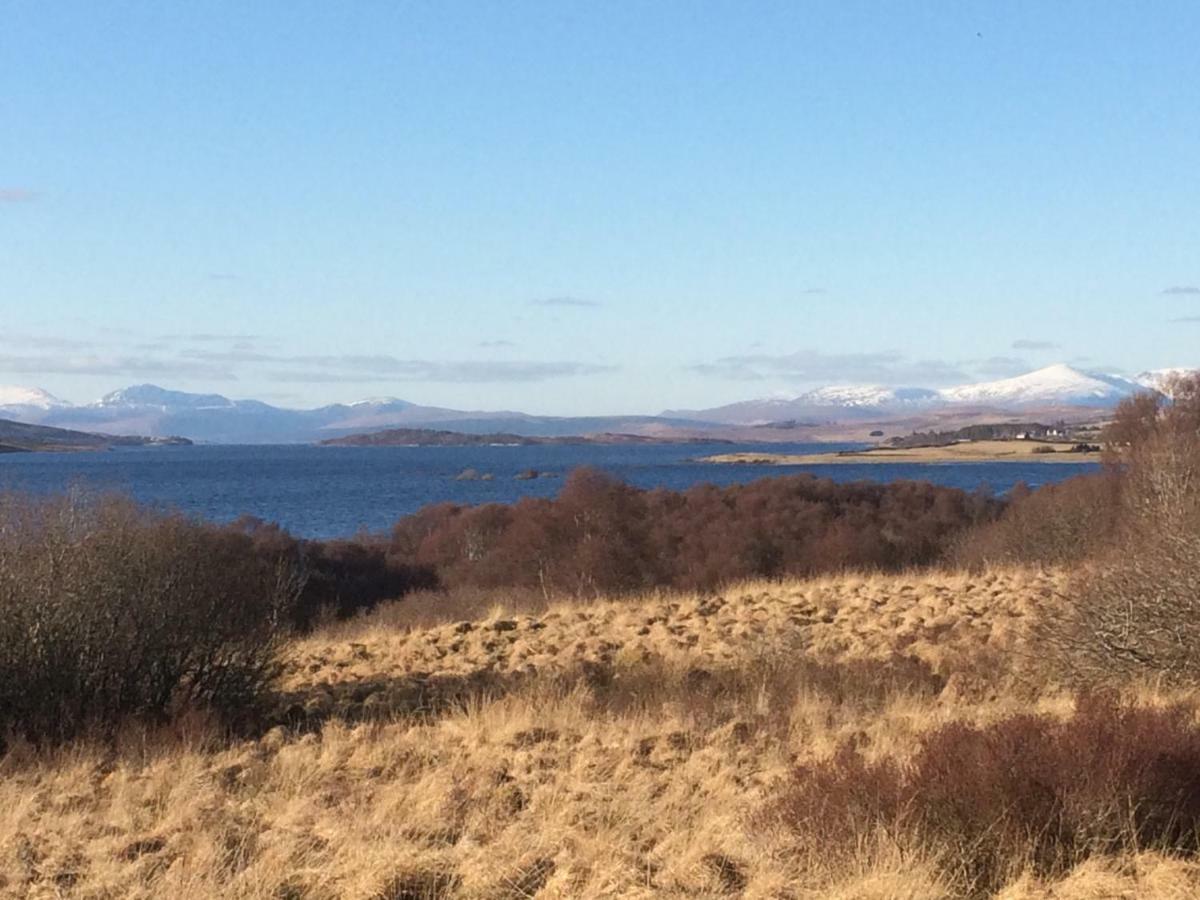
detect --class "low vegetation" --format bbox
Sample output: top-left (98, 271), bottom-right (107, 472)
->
top-left (225, 516), bottom-right (437, 629)
top-left (390, 470), bottom-right (1000, 595)
top-left (0, 375), bottom-right (1196, 897)
top-left (0, 492), bottom-right (300, 742)
top-left (771, 694), bottom-right (1200, 896)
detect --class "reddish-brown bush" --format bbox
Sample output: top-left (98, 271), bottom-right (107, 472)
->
top-left (771, 695), bottom-right (1200, 896)
top-left (229, 517), bottom-right (438, 628)
top-left (950, 469), bottom-right (1121, 569)
top-left (390, 468), bottom-right (1000, 597)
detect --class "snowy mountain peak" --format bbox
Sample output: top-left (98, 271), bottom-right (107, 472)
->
top-left (94, 384), bottom-right (237, 411)
top-left (798, 385), bottom-right (942, 408)
top-left (1135, 367), bottom-right (1198, 394)
top-left (936, 364), bottom-right (1142, 408)
top-left (671, 363), bottom-right (1165, 426)
top-left (346, 397), bottom-right (413, 409)
top-left (0, 385), bottom-right (68, 410)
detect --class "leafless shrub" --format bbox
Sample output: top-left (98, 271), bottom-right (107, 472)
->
top-left (1035, 376), bottom-right (1200, 685)
top-left (950, 471), bottom-right (1121, 569)
top-left (227, 516), bottom-right (438, 629)
top-left (0, 491), bottom-right (302, 741)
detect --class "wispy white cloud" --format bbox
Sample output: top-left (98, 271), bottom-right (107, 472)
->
top-left (161, 332), bottom-right (261, 342)
top-left (0, 333), bottom-right (94, 351)
top-left (690, 349), bottom-right (970, 385)
top-left (177, 346), bottom-right (613, 383)
top-left (1162, 286), bottom-right (1200, 296)
top-left (530, 296), bottom-right (601, 309)
top-left (0, 353), bottom-right (236, 380)
top-left (266, 359), bottom-right (614, 384)
top-left (970, 356), bottom-right (1030, 378)
top-left (0, 188), bottom-right (38, 203)
top-left (1012, 339), bottom-right (1059, 351)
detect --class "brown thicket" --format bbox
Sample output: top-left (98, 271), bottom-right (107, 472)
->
top-left (771, 694), bottom-right (1200, 897)
top-left (1036, 373), bottom-right (1200, 685)
top-left (0, 492), bottom-right (302, 742)
top-left (227, 516), bottom-right (437, 628)
top-left (390, 469), bottom-right (1001, 597)
top-left (950, 469), bottom-right (1121, 568)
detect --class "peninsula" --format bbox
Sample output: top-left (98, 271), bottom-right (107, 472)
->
top-left (0, 418), bottom-right (192, 453)
top-left (703, 439), bottom-right (1104, 466)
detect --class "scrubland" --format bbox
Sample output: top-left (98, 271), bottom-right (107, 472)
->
top-left (2, 376), bottom-right (1199, 898)
top-left (5, 568), bottom-right (1200, 899)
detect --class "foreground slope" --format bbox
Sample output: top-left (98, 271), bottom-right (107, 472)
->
top-left (4, 569), bottom-right (1200, 899)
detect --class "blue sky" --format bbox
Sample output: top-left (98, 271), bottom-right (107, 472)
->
top-left (2, 1), bottom-right (1198, 414)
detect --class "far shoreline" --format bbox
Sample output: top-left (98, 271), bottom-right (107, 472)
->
top-left (701, 440), bottom-right (1105, 466)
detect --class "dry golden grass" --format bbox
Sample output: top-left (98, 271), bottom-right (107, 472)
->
top-left (3, 568), bottom-right (1198, 899)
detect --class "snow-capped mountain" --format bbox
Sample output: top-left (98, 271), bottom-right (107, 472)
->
top-left (1135, 368), bottom-right (1198, 395)
top-left (345, 396), bottom-right (414, 409)
top-left (94, 385), bottom-right (242, 411)
top-left (802, 386), bottom-right (943, 408)
top-left (0, 385), bottom-right (68, 411)
top-left (671, 385), bottom-right (945, 426)
top-left (0, 384), bottom-right (689, 443)
top-left (0, 363), bottom-right (1190, 443)
top-left (673, 364), bottom-right (1163, 426)
top-left (936, 364), bottom-right (1143, 409)
top-left (25, 386), bottom-right (525, 443)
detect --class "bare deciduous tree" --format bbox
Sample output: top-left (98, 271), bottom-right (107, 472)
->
top-left (1037, 375), bottom-right (1200, 685)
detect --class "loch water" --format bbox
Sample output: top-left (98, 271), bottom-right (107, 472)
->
top-left (0, 443), bottom-right (1100, 539)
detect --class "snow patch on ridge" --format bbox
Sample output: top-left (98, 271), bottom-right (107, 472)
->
top-left (1135, 368), bottom-right (1199, 394)
top-left (936, 364), bottom-right (1142, 408)
top-left (0, 386), bottom-right (68, 410)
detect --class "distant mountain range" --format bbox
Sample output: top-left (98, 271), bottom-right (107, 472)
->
top-left (0, 383), bottom-right (712, 444)
top-left (666, 364), bottom-right (1192, 426)
top-left (0, 364), bottom-right (1193, 444)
